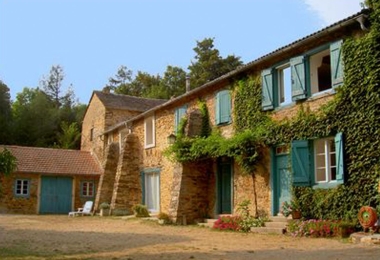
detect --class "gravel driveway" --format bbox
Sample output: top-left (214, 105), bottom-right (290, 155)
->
top-left (1, 214), bottom-right (379, 260)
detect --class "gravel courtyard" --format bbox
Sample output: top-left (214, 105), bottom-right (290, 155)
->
top-left (1, 214), bottom-right (379, 260)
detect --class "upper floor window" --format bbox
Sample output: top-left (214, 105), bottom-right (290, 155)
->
top-left (291, 132), bottom-right (344, 187)
top-left (262, 40), bottom-right (343, 110)
top-left (14, 179), bottom-right (30, 197)
top-left (215, 90), bottom-right (232, 125)
top-left (81, 181), bottom-right (95, 197)
top-left (174, 105), bottom-right (187, 134)
top-left (144, 115), bottom-right (155, 148)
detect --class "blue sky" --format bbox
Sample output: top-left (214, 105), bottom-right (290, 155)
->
top-left (0, 0), bottom-right (363, 104)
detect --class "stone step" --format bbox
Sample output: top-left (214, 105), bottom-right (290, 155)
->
top-left (251, 226), bottom-right (286, 235)
top-left (269, 215), bottom-right (289, 223)
top-left (265, 221), bottom-right (288, 229)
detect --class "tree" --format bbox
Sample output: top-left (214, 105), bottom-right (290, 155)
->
top-left (56, 122), bottom-right (81, 149)
top-left (159, 66), bottom-right (187, 98)
top-left (40, 65), bottom-right (65, 108)
top-left (104, 65), bottom-right (133, 94)
top-left (0, 148), bottom-right (17, 176)
top-left (188, 38), bottom-right (243, 89)
top-left (0, 81), bottom-right (12, 144)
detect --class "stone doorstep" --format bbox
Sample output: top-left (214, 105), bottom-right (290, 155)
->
top-left (350, 233), bottom-right (380, 245)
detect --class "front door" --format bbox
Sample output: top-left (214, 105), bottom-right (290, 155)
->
top-left (145, 171), bottom-right (160, 213)
top-left (217, 160), bottom-right (232, 214)
top-left (40, 176), bottom-right (72, 214)
top-left (274, 147), bottom-right (292, 215)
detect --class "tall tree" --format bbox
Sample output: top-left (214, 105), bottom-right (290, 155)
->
top-left (56, 122), bottom-right (81, 149)
top-left (104, 65), bottom-right (133, 94)
top-left (188, 38), bottom-right (243, 89)
top-left (0, 81), bottom-right (12, 144)
top-left (40, 65), bottom-right (65, 108)
top-left (159, 66), bottom-right (186, 98)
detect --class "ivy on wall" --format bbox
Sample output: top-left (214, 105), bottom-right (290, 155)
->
top-left (165, 2), bottom-right (380, 220)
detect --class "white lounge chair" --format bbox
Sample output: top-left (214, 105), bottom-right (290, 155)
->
top-left (68, 201), bottom-right (93, 217)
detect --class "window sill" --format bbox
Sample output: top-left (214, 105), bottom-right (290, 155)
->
top-left (312, 181), bottom-right (343, 189)
top-left (144, 144), bottom-right (155, 149)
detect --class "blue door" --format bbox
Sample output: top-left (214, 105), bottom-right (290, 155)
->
top-left (274, 150), bottom-right (292, 215)
top-left (217, 160), bottom-right (232, 214)
top-left (40, 176), bottom-right (72, 214)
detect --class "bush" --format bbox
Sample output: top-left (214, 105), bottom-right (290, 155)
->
top-left (287, 219), bottom-right (341, 237)
top-left (132, 204), bottom-right (150, 218)
top-left (213, 216), bottom-right (241, 231)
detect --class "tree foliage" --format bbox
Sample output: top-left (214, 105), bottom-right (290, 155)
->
top-left (0, 148), bottom-right (17, 176)
top-left (0, 81), bottom-right (12, 144)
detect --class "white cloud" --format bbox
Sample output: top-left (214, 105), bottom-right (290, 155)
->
top-left (304, 0), bottom-right (363, 25)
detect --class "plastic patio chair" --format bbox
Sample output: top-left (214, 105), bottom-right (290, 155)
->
top-left (68, 201), bottom-right (93, 217)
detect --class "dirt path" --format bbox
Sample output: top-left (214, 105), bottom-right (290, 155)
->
top-left (1, 215), bottom-right (379, 260)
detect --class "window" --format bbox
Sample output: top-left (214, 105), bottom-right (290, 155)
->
top-left (140, 170), bottom-right (160, 213)
top-left (174, 105), bottom-right (187, 134)
top-left (291, 132), bottom-right (344, 187)
top-left (314, 138), bottom-right (336, 183)
top-left (262, 40), bottom-right (343, 110)
top-left (15, 179), bottom-right (29, 196)
top-left (144, 115), bottom-right (155, 148)
top-left (215, 90), bottom-right (232, 125)
top-left (81, 181), bottom-right (95, 197)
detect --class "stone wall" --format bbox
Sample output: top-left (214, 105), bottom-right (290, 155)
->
top-left (110, 133), bottom-right (142, 214)
top-left (94, 143), bottom-right (119, 211)
top-left (0, 173), bottom-right (39, 214)
top-left (72, 175), bottom-right (100, 211)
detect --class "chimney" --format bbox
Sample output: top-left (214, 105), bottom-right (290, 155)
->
top-left (186, 75), bottom-right (190, 92)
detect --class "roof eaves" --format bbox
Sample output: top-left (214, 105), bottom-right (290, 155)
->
top-left (103, 10), bottom-right (367, 135)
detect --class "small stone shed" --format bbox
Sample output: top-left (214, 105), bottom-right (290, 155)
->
top-left (0, 146), bottom-right (102, 214)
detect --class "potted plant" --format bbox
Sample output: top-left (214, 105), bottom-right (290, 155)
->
top-left (157, 212), bottom-right (171, 225)
top-left (99, 202), bottom-right (110, 217)
top-left (281, 200), bottom-right (301, 219)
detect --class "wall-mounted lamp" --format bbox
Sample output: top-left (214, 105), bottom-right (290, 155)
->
top-left (167, 133), bottom-right (177, 145)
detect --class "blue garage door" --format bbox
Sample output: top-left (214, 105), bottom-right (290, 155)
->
top-left (40, 176), bottom-right (72, 214)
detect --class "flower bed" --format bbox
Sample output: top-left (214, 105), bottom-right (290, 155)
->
top-left (287, 219), bottom-right (346, 237)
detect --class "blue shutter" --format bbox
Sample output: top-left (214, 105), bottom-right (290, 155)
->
top-left (174, 105), bottom-right (187, 134)
top-left (140, 171), bottom-right (145, 204)
top-left (261, 69), bottom-right (274, 110)
top-left (216, 90), bottom-right (231, 124)
top-left (330, 40), bottom-right (344, 88)
top-left (291, 140), bottom-right (311, 186)
top-left (335, 132), bottom-right (345, 183)
top-left (290, 56), bottom-right (307, 101)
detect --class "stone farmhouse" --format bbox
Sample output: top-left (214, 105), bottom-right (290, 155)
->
top-left (2, 8), bottom-right (378, 220)
top-left (80, 10), bottom-right (372, 223)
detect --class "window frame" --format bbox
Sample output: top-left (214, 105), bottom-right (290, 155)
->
top-left (144, 115), bottom-right (156, 149)
top-left (174, 105), bottom-right (187, 134)
top-left (81, 181), bottom-right (95, 198)
top-left (314, 137), bottom-right (337, 184)
top-left (215, 89), bottom-right (232, 125)
top-left (14, 179), bottom-right (30, 197)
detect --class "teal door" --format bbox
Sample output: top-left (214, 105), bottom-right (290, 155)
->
top-left (218, 160), bottom-right (232, 214)
top-left (40, 176), bottom-right (72, 214)
top-left (275, 154), bottom-right (292, 215)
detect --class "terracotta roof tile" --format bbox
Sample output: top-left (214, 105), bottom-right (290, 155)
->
top-left (94, 91), bottom-right (167, 112)
top-left (1, 146), bottom-right (102, 176)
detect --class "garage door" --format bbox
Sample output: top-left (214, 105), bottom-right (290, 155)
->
top-left (40, 176), bottom-right (73, 214)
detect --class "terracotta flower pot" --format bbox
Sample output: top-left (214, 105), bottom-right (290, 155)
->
top-left (291, 210), bottom-right (302, 219)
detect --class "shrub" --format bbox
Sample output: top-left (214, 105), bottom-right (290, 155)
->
top-left (132, 204), bottom-right (150, 218)
top-left (99, 202), bottom-right (110, 209)
top-left (287, 219), bottom-right (341, 237)
top-left (213, 216), bottom-right (241, 231)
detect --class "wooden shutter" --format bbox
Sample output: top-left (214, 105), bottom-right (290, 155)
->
top-left (290, 56), bottom-right (307, 101)
top-left (330, 40), bottom-right (344, 88)
top-left (335, 132), bottom-right (345, 183)
top-left (261, 69), bottom-right (274, 110)
top-left (175, 105), bottom-right (187, 134)
top-left (291, 140), bottom-right (311, 186)
top-left (216, 90), bottom-right (231, 124)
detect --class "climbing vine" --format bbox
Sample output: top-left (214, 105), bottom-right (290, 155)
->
top-left (165, 2), bottom-right (380, 220)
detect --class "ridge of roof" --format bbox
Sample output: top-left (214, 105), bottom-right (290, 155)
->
top-left (94, 90), bottom-right (167, 112)
top-left (103, 10), bottom-right (368, 134)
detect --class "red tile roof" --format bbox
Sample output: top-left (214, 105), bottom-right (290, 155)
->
top-left (1, 146), bottom-right (102, 176)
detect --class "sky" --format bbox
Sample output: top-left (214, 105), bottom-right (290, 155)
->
top-left (0, 0), bottom-right (363, 104)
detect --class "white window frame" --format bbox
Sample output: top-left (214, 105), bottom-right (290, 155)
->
top-left (15, 179), bottom-right (30, 196)
top-left (276, 64), bottom-right (292, 106)
top-left (314, 137), bottom-right (336, 183)
top-left (144, 115), bottom-right (156, 148)
top-left (81, 181), bottom-right (95, 197)
top-left (145, 171), bottom-right (160, 213)
top-left (309, 49), bottom-right (332, 95)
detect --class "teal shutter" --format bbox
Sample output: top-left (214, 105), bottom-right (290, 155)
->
top-left (174, 105), bottom-right (187, 134)
top-left (335, 132), bottom-right (345, 183)
top-left (140, 171), bottom-right (145, 204)
top-left (291, 140), bottom-right (311, 186)
top-left (290, 56), bottom-right (307, 101)
top-left (330, 40), bottom-right (344, 88)
top-left (216, 90), bottom-right (231, 124)
top-left (261, 69), bottom-right (274, 110)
